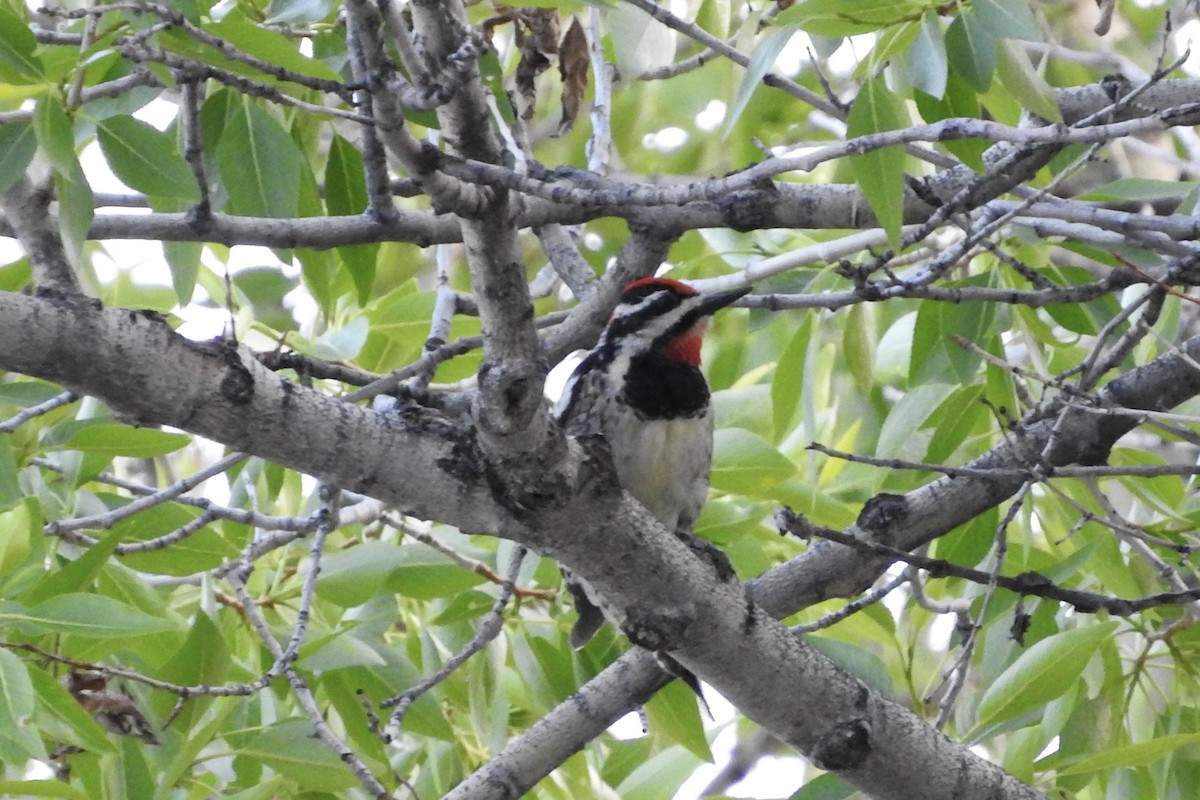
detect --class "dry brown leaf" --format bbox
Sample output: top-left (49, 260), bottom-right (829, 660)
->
top-left (556, 16), bottom-right (589, 137)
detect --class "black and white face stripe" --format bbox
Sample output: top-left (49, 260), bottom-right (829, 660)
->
top-left (554, 280), bottom-right (749, 424)
top-left (604, 283), bottom-right (697, 346)
top-left (604, 280), bottom-right (749, 351)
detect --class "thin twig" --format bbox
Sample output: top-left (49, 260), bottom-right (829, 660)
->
top-left (381, 546), bottom-right (527, 738)
top-left (46, 452), bottom-right (249, 535)
top-left (792, 572), bottom-right (908, 633)
top-left (386, 516), bottom-right (555, 599)
top-left (0, 391), bottom-right (78, 433)
top-left (933, 489), bottom-right (1024, 730)
top-left (776, 507), bottom-right (1200, 617)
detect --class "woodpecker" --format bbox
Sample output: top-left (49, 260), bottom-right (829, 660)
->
top-left (64, 671), bottom-right (160, 745)
top-left (554, 277), bottom-right (749, 652)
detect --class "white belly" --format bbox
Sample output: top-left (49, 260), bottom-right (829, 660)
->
top-left (607, 410), bottom-right (713, 532)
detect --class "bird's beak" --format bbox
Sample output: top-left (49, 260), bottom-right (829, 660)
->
top-left (696, 286), bottom-right (751, 316)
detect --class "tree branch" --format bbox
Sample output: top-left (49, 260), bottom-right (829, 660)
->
top-left (0, 284), bottom-right (1046, 800)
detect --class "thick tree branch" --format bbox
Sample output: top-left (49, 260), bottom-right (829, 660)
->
top-left (0, 285), bottom-right (1044, 800)
top-left (446, 331), bottom-right (1200, 800)
top-left (0, 290), bottom-right (502, 535)
top-left (411, 0), bottom-right (552, 458)
top-left (6, 78), bottom-right (1199, 252)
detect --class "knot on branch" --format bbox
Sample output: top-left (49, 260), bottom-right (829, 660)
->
top-left (855, 493), bottom-right (909, 538)
top-left (216, 340), bottom-right (255, 405)
top-left (475, 357), bottom-right (545, 438)
top-left (810, 686), bottom-right (873, 771)
top-left (717, 185), bottom-right (778, 232)
top-left (811, 717), bottom-right (873, 771)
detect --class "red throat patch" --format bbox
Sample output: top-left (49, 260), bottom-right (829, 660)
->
top-left (660, 324), bottom-right (706, 365)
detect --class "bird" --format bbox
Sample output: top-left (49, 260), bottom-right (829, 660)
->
top-left (553, 276), bottom-right (749, 688)
top-left (64, 670), bottom-right (160, 745)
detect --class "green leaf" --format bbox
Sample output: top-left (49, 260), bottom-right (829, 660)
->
top-left (924, 384), bottom-right (985, 464)
top-left (1078, 178), bottom-right (1200, 203)
top-left (20, 529), bottom-right (122, 605)
top-left (95, 115), bottom-right (199, 201)
top-left (0, 380), bottom-right (64, 407)
top-left (0, 648), bottom-right (46, 761)
top-left (0, 7), bottom-right (44, 81)
top-left (875, 383), bottom-right (955, 460)
top-left (945, 11), bottom-right (996, 93)
top-left (725, 26), bottom-right (793, 137)
top-left (871, 19), bottom-right (921, 70)
top-left (789, 772), bottom-right (856, 800)
top-left (775, 0), bottom-right (917, 37)
top-left (151, 612), bottom-right (230, 732)
top-left (771, 314), bottom-right (813, 439)
top-left (54, 169), bottom-right (94, 268)
top-left (712, 385), bottom-right (773, 441)
top-left (478, 49), bottom-right (515, 125)
top-left (0, 500), bottom-right (35, 581)
top-left (317, 540), bottom-right (407, 607)
top-left (843, 304), bottom-right (874, 394)
top-left (59, 424), bottom-right (189, 457)
top-left (264, 0), bottom-right (338, 24)
top-left (115, 504), bottom-right (239, 575)
top-left (846, 75), bottom-right (907, 252)
top-left (697, 0), bottom-right (731, 38)
top-left (914, 72), bottom-right (987, 169)
top-left (644, 679), bottom-right (712, 763)
top-left (0, 648), bottom-right (34, 723)
top-left (973, 622), bottom-right (1119, 734)
top-left (608, 5), bottom-right (676, 80)
top-left (299, 629), bottom-right (388, 671)
top-left (339, 244), bottom-right (379, 307)
top-left (0, 594), bottom-right (178, 638)
top-left (325, 134), bottom-right (368, 216)
top-left (319, 674), bottom-right (390, 764)
top-left (206, 21), bottom-right (343, 82)
top-left (33, 96), bottom-right (79, 179)
top-left (199, 86), bottom-right (237, 156)
top-left (529, 634), bottom-right (575, 702)
top-left (710, 428), bottom-right (796, 497)
top-left (995, 39), bottom-right (1061, 123)
top-left (295, 246), bottom-right (334, 318)
top-left (388, 563), bottom-right (488, 600)
top-left (807, 636), bottom-right (893, 695)
top-left (903, 10), bottom-right (947, 99)
top-left (974, 0), bottom-right (1040, 41)
top-left (909, 291), bottom-right (995, 384)
top-left (0, 781), bottom-right (88, 800)
top-left (0, 258), bottom-right (31, 293)
top-left (0, 122), bottom-right (36, 195)
top-left (163, 234), bottom-right (203, 306)
top-left (432, 590), bottom-right (496, 625)
top-left (27, 666), bottom-right (117, 755)
top-left (240, 720), bottom-right (359, 792)
top-left (603, 739), bottom-right (656, 790)
top-left (325, 134), bottom-right (378, 303)
top-left (616, 744), bottom-right (701, 800)
top-left (215, 98), bottom-right (301, 218)
top-left (1053, 732), bottom-right (1200, 777)
top-left (0, 444), bottom-right (23, 517)
top-left (933, 506), bottom-right (998, 568)
top-left (34, 97), bottom-right (95, 265)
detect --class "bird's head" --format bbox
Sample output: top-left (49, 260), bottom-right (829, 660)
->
top-left (604, 278), bottom-right (750, 366)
